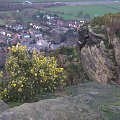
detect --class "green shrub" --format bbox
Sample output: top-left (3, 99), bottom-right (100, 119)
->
top-left (0, 43), bottom-right (66, 102)
top-left (50, 46), bottom-right (89, 85)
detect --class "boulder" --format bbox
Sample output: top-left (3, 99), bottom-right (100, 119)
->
top-left (1, 82), bottom-right (120, 120)
top-left (0, 100), bottom-right (9, 114)
top-left (0, 94), bottom-right (105, 120)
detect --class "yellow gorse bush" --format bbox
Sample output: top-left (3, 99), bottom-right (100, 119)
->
top-left (1, 43), bottom-right (66, 102)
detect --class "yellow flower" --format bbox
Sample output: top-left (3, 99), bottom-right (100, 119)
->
top-left (12, 83), bottom-right (17, 87)
top-left (33, 50), bottom-right (37, 55)
top-left (59, 68), bottom-right (64, 72)
top-left (31, 69), bottom-right (34, 74)
top-left (43, 58), bottom-right (46, 62)
top-left (4, 88), bottom-right (8, 93)
top-left (54, 75), bottom-right (58, 78)
top-left (35, 73), bottom-right (37, 76)
top-left (8, 47), bottom-right (11, 50)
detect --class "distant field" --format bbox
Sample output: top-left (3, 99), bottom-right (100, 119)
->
top-left (45, 4), bottom-right (120, 20)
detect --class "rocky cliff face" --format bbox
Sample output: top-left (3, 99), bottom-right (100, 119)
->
top-left (80, 45), bottom-right (115, 83)
top-left (112, 37), bottom-right (120, 84)
top-left (78, 25), bottom-right (120, 83)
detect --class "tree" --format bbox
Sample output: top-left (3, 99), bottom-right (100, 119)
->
top-left (77, 11), bottom-right (83, 18)
top-left (54, 13), bottom-right (58, 18)
top-left (60, 33), bottom-right (67, 43)
top-left (84, 13), bottom-right (90, 20)
top-left (0, 43), bottom-right (66, 102)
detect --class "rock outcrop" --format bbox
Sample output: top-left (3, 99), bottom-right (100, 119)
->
top-left (78, 25), bottom-right (120, 83)
top-left (112, 37), bottom-right (120, 84)
top-left (80, 45), bottom-right (115, 83)
top-left (0, 82), bottom-right (120, 120)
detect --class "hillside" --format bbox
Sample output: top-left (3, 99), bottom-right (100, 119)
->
top-left (1, 4), bottom-right (120, 120)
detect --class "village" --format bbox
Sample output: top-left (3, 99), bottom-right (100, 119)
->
top-left (0, 10), bottom-right (85, 66)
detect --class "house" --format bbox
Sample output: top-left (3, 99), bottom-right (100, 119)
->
top-left (50, 27), bottom-right (69, 44)
top-left (36, 40), bottom-right (49, 49)
top-left (6, 33), bottom-right (11, 38)
top-left (50, 42), bottom-right (67, 50)
top-left (23, 35), bottom-right (31, 39)
top-left (35, 34), bottom-right (42, 38)
top-left (29, 29), bottom-right (43, 38)
top-left (46, 15), bottom-right (51, 20)
top-left (0, 39), bottom-right (6, 46)
top-left (0, 34), bottom-right (7, 45)
top-left (13, 25), bottom-right (23, 31)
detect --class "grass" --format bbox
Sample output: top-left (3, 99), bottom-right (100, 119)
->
top-left (0, 2), bottom-right (120, 21)
top-left (0, 19), bottom-right (6, 25)
top-left (65, 82), bottom-right (120, 120)
top-left (45, 4), bottom-right (120, 20)
top-left (0, 11), bottom-right (16, 25)
top-left (0, 8), bottom-right (38, 25)
top-left (1, 1), bottom-right (120, 21)
top-left (8, 102), bottom-right (23, 108)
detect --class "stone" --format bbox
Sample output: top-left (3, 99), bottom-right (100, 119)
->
top-left (0, 94), bottom-right (105, 120)
top-left (0, 100), bottom-right (9, 114)
top-left (1, 82), bottom-right (120, 120)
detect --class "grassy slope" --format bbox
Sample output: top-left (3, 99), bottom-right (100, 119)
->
top-left (66, 82), bottom-right (120, 120)
top-left (0, 19), bottom-right (6, 25)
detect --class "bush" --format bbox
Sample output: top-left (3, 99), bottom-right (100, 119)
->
top-left (0, 43), bottom-right (66, 102)
top-left (50, 46), bottom-right (89, 85)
